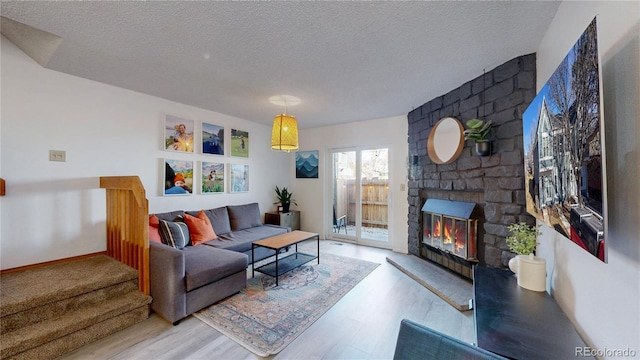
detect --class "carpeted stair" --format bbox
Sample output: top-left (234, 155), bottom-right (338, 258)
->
top-left (1, 255), bottom-right (152, 359)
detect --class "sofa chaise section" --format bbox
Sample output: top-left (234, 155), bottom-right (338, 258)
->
top-left (149, 243), bottom-right (247, 325)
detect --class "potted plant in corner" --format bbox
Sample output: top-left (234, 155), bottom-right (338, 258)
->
top-left (463, 119), bottom-right (493, 156)
top-left (274, 186), bottom-right (297, 213)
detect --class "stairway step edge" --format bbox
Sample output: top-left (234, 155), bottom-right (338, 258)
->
top-left (7, 306), bottom-right (149, 360)
top-left (1, 255), bottom-right (138, 317)
top-left (1, 291), bottom-right (151, 358)
top-left (1, 279), bottom-right (139, 333)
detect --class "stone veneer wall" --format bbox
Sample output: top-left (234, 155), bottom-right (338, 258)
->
top-left (407, 54), bottom-right (537, 268)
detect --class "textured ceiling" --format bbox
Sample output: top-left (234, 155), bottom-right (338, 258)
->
top-left (0, 1), bottom-right (560, 129)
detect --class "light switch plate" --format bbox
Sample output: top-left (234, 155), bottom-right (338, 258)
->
top-left (49, 150), bottom-right (66, 162)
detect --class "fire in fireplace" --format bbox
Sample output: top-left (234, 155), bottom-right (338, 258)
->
top-left (422, 199), bottom-right (478, 262)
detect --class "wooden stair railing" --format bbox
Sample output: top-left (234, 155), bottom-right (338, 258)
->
top-left (100, 176), bottom-right (149, 295)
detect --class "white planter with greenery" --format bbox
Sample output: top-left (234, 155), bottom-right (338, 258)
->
top-left (506, 222), bottom-right (546, 291)
top-left (506, 222), bottom-right (541, 274)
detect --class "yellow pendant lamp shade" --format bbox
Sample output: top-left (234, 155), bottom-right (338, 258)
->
top-left (271, 113), bottom-right (299, 152)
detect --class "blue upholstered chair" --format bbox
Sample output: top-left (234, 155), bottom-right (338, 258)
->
top-left (393, 319), bottom-right (507, 360)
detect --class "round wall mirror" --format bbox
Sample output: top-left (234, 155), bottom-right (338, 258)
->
top-left (427, 117), bottom-right (465, 164)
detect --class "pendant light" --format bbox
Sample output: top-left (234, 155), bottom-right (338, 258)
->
top-left (270, 95), bottom-right (300, 152)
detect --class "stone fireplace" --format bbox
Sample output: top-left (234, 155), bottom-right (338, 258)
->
top-left (407, 54), bottom-right (537, 270)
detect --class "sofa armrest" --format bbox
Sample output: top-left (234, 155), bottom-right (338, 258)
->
top-left (149, 242), bottom-right (187, 324)
top-left (393, 319), bottom-right (507, 360)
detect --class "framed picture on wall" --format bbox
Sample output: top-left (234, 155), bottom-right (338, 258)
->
top-left (164, 114), bottom-right (195, 153)
top-left (230, 164), bottom-right (249, 193)
top-left (522, 17), bottom-right (607, 261)
top-left (164, 159), bottom-right (194, 196)
top-left (230, 129), bottom-right (249, 157)
top-left (202, 122), bottom-right (224, 155)
top-left (295, 150), bottom-right (319, 178)
top-left (201, 161), bottom-right (225, 194)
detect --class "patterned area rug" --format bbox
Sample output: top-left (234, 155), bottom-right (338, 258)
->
top-left (193, 253), bottom-right (379, 357)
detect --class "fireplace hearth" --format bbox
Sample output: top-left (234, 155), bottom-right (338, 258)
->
top-left (421, 199), bottom-right (479, 278)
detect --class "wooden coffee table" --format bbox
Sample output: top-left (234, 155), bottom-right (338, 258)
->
top-left (251, 230), bottom-right (320, 286)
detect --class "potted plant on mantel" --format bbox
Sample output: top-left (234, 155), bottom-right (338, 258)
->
top-left (463, 119), bottom-right (493, 156)
top-left (506, 222), bottom-right (546, 292)
top-left (274, 186), bottom-right (297, 213)
top-left (506, 222), bottom-right (540, 259)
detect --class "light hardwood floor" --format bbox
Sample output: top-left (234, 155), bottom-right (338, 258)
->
top-left (60, 240), bottom-right (474, 360)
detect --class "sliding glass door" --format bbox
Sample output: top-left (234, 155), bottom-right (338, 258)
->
top-left (330, 147), bottom-right (389, 246)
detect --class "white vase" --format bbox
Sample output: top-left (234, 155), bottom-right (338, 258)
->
top-left (508, 256), bottom-right (519, 274)
top-left (517, 254), bottom-right (546, 292)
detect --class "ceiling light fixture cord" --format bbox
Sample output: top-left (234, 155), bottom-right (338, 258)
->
top-left (281, 101), bottom-right (286, 151)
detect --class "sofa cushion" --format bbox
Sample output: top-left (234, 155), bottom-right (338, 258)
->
top-left (184, 210), bottom-right (217, 246)
top-left (205, 225), bottom-right (289, 253)
top-left (148, 214), bottom-right (162, 243)
top-left (149, 224), bottom-right (162, 243)
top-left (227, 203), bottom-right (262, 231)
top-left (149, 213), bottom-right (160, 227)
top-left (183, 246), bottom-right (248, 292)
top-left (158, 219), bottom-right (190, 249)
top-left (187, 206), bottom-right (231, 235)
top-left (155, 210), bottom-right (186, 222)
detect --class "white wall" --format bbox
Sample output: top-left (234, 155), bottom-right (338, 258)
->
top-left (294, 116), bottom-right (409, 253)
top-left (535, 2), bottom-right (639, 356)
top-left (0, 35), bottom-right (290, 270)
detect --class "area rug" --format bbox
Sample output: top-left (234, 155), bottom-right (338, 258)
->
top-left (193, 253), bottom-right (379, 357)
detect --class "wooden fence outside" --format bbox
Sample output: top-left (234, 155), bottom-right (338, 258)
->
top-left (335, 179), bottom-right (388, 229)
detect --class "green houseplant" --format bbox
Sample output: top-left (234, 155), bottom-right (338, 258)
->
top-left (507, 222), bottom-right (546, 291)
top-left (274, 186), bottom-right (297, 213)
top-left (506, 222), bottom-right (541, 256)
top-left (463, 119), bottom-right (493, 156)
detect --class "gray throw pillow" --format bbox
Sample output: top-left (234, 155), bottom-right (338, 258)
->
top-left (227, 203), bottom-right (262, 231)
top-left (158, 219), bottom-right (190, 249)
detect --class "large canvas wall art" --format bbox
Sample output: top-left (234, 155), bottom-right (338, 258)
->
top-left (522, 17), bottom-right (607, 261)
top-left (164, 114), bottom-right (194, 153)
top-left (202, 122), bottom-right (224, 155)
top-left (295, 150), bottom-right (319, 178)
top-left (164, 159), bottom-right (194, 196)
top-left (230, 129), bottom-right (249, 157)
top-left (230, 164), bottom-right (249, 193)
top-left (201, 162), bottom-right (225, 194)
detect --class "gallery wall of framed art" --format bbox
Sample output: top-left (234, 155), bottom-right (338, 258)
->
top-left (161, 114), bottom-right (250, 196)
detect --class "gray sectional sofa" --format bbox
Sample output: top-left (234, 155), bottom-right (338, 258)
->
top-left (149, 203), bottom-right (291, 324)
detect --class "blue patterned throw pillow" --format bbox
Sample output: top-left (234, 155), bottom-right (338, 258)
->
top-left (158, 219), bottom-right (190, 249)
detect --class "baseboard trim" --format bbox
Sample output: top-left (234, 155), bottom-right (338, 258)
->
top-left (0, 251), bottom-right (107, 274)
